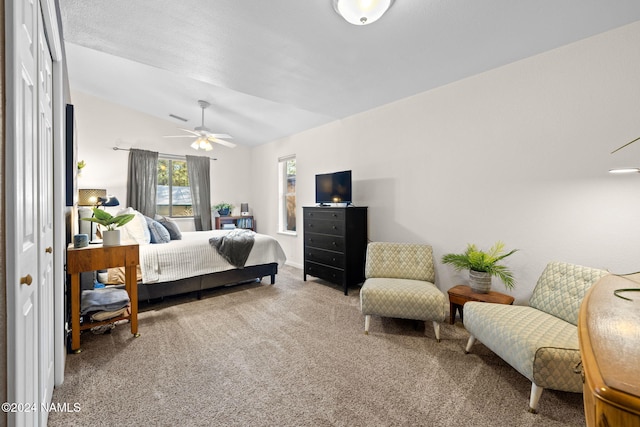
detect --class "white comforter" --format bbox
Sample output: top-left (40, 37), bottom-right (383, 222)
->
top-left (138, 230), bottom-right (286, 284)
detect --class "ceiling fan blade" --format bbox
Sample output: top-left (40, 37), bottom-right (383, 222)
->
top-left (177, 128), bottom-right (201, 137)
top-left (163, 135), bottom-right (197, 138)
top-left (208, 136), bottom-right (237, 148)
top-left (209, 133), bottom-right (233, 139)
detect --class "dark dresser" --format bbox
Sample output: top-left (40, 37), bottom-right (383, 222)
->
top-left (303, 206), bottom-right (368, 295)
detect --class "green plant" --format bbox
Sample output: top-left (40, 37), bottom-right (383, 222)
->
top-left (213, 202), bottom-right (234, 212)
top-left (81, 208), bottom-right (135, 231)
top-left (77, 160), bottom-right (86, 170)
top-left (441, 241), bottom-right (518, 289)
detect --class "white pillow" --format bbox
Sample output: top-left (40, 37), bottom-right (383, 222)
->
top-left (116, 207), bottom-right (151, 244)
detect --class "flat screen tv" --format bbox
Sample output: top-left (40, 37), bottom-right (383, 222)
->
top-left (315, 170), bottom-right (352, 205)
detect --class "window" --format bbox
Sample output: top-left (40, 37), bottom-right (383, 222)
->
top-left (157, 158), bottom-right (192, 217)
top-left (278, 155), bottom-right (296, 233)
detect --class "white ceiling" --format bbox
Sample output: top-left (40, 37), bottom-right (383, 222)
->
top-left (59, 0), bottom-right (640, 147)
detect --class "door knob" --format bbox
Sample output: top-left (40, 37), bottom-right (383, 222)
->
top-left (45, 247), bottom-right (53, 253)
top-left (20, 274), bottom-right (33, 286)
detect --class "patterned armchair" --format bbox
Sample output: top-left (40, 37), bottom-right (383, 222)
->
top-left (360, 242), bottom-right (446, 341)
top-left (464, 261), bottom-right (608, 413)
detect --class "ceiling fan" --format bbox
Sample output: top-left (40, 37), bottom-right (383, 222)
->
top-left (165, 100), bottom-right (236, 151)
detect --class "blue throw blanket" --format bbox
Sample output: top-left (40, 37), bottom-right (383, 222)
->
top-left (209, 229), bottom-right (256, 268)
top-left (81, 287), bottom-right (130, 315)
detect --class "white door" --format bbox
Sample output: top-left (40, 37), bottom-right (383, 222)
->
top-left (5, 0), bottom-right (49, 425)
top-left (37, 5), bottom-right (55, 425)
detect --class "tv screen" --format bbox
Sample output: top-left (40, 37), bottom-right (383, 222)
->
top-left (316, 170), bottom-right (352, 204)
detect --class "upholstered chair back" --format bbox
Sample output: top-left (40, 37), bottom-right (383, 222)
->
top-left (529, 261), bottom-right (608, 326)
top-left (365, 242), bottom-right (435, 283)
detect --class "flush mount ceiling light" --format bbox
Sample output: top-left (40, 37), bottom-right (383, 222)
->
top-left (332, 0), bottom-right (395, 25)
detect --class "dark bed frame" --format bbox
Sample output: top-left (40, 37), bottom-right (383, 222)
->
top-left (136, 262), bottom-right (278, 301)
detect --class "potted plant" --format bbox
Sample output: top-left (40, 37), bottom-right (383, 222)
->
top-left (213, 202), bottom-right (234, 216)
top-left (81, 208), bottom-right (135, 246)
top-left (441, 241), bottom-right (518, 293)
top-left (77, 160), bottom-right (86, 178)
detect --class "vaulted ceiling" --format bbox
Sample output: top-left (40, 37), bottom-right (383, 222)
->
top-left (59, 0), bottom-right (640, 147)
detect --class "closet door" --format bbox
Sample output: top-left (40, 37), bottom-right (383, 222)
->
top-left (6, 0), bottom-right (40, 424)
top-left (5, 0), bottom-right (54, 425)
top-left (37, 6), bottom-right (55, 425)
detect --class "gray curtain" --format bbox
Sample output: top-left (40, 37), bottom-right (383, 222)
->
top-left (186, 155), bottom-right (212, 231)
top-left (127, 148), bottom-right (159, 217)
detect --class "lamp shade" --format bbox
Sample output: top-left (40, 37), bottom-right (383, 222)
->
top-left (333, 0), bottom-right (395, 25)
top-left (78, 189), bottom-right (107, 206)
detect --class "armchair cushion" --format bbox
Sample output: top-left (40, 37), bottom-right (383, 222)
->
top-left (365, 242), bottom-right (435, 282)
top-left (529, 261), bottom-right (608, 326)
top-left (361, 278), bottom-right (445, 321)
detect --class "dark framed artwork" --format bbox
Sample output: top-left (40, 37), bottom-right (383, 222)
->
top-left (65, 104), bottom-right (76, 206)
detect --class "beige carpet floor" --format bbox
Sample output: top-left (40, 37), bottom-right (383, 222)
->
top-left (49, 265), bottom-right (585, 426)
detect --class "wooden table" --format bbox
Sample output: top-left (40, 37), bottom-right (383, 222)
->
top-left (579, 274), bottom-right (640, 426)
top-left (66, 243), bottom-right (139, 352)
top-left (447, 284), bottom-right (514, 325)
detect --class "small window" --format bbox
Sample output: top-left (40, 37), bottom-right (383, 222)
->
top-left (157, 158), bottom-right (192, 217)
top-left (278, 156), bottom-right (296, 233)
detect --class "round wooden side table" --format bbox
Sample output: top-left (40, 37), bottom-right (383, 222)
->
top-left (447, 284), bottom-right (515, 325)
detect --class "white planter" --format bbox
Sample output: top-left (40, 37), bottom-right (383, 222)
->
top-left (102, 229), bottom-right (121, 246)
top-left (469, 270), bottom-right (492, 293)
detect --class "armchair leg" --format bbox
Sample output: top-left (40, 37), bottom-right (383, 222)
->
top-left (465, 335), bottom-right (476, 353)
top-left (364, 315), bottom-right (371, 335)
top-left (431, 321), bottom-right (441, 342)
top-left (528, 383), bottom-right (544, 414)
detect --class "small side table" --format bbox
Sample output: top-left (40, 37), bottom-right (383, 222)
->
top-left (67, 243), bottom-right (140, 352)
top-left (447, 284), bottom-right (514, 325)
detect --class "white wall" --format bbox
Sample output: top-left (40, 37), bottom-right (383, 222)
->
top-left (251, 21), bottom-right (640, 303)
top-left (72, 22), bottom-right (640, 304)
top-left (72, 90), bottom-right (253, 231)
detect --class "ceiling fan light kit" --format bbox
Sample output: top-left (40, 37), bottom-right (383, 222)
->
top-left (333, 0), bottom-right (394, 25)
top-left (165, 100), bottom-right (236, 151)
top-left (191, 138), bottom-right (213, 151)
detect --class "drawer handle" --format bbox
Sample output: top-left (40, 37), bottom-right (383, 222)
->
top-left (332, 241), bottom-right (337, 246)
top-left (20, 274), bottom-right (33, 286)
top-left (332, 226), bottom-right (337, 230)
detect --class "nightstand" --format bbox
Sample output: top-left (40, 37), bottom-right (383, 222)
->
top-left (66, 243), bottom-right (140, 352)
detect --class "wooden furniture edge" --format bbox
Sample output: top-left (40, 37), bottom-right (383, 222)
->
top-left (579, 277), bottom-right (640, 417)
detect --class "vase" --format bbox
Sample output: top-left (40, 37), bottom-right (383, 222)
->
top-left (102, 229), bottom-right (121, 246)
top-left (469, 270), bottom-right (492, 293)
top-left (218, 208), bottom-right (230, 216)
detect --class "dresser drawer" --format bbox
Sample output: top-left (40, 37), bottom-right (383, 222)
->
top-left (305, 262), bottom-right (344, 284)
top-left (304, 209), bottom-right (345, 221)
top-left (304, 219), bottom-right (344, 236)
top-left (305, 247), bottom-right (345, 268)
top-left (305, 233), bottom-right (345, 252)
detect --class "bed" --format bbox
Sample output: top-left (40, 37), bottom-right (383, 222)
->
top-left (104, 229), bottom-right (287, 301)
